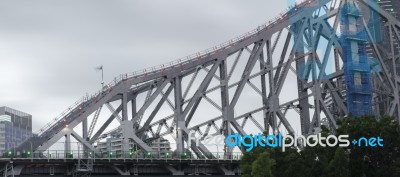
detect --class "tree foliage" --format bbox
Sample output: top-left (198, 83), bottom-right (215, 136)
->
top-left (240, 116), bottom-right (400, 177)
top-left (251, 152), bottom-right (275, 177)
top-left (323, 148), bottom-right (349, 177)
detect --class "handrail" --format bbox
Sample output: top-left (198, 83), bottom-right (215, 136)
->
top-left (34, 0), bottom-right (317, 136)
top-left (1, 150), bottom-right (243, 161)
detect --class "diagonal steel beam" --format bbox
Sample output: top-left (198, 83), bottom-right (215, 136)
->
top-left (70, 130), bottom-right (99, 155)
top-left (88, 106), bottom-right (102, 138)
top-left (90, 105), bottom-right (122, 144)
top-left (203, 95), bottom-right (222, 111)
top-left (275, 19), bottom-right (309, 96)
top-left (273, 31), bottom-right (292, 85)
top-left (161, 90), bottom-right (175, 110)
top-left (183, 68), bottom-right (199, 100)
top-left (227, 49), bottom-right (243, 81)
top-left (202, 66), bottom-right (221, 81)
top-left (271, 29), bottom-right (283, 54)
top-left (106, 103), bottom-right (122, 123)
top-left (276, 110), bottom-right (295, 134)
top-left (247, 80), bottom-right (262, 96)
top-left (121, 120), bottom-right (153, 152)
top-left (230, 41), bottom-right (265, 107)
top-left (132, 79), bottom-right (170, 123)
top-left (183, 60), bottom-right (222, 120)
top-left (139, 84), bottom-right (174, 135)
top-left (248, 115), bottom-right (264, 132)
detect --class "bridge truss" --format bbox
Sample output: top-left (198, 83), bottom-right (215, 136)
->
top-left (4, 0), bottom-right (400, 176)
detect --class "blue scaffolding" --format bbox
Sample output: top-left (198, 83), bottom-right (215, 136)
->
top-left (340, 2), bottom-right (373, 117)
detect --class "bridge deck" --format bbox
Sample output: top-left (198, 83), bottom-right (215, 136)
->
top-left (0, 158), bottom-right (240, 164)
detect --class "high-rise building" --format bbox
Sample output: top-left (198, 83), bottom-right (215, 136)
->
top-left (95, 136), bottom-right (171, 158)
top-left (0, 107), bottom-right (33, 154)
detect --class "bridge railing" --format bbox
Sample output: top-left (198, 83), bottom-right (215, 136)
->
top-left (122, 0), bottom-right (316, 80)
top-left (33, 0), bottom-right (317, 139)
top-left (0, 150), bottom-right (243, 161)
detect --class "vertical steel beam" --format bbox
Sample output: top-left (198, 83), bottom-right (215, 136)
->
top-left (259, 45), bottom-right (269, 133)
top-left (293, 20), bottom-right (312, 135)
top-left (122, 93), bottom-right (128, 121)
top-left (219, 58), bottom-right (232, 154)
top-left (82, 118), bottom-right (88, 140)
top-left (388, 25), bottom-right (400, 118)
top-left (266, 40), bottom-right (277, 133)
top-left (174, 77), bottom-right (184, 154)
top-left (65, 133), bottom-right (71, 155)
top-left (82, 117), bottom-right (88, 153)
top-left (121, 92), bottom-right (130, 154)
top-left (131, 94), bottom-right (137, 120)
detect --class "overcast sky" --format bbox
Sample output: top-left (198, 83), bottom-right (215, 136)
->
top-left (0, 0), bottom-right (294, 132)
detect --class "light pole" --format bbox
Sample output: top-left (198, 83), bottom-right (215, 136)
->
top-left (95, 65), bottom-right (104, 88)
top-left (30, 142), bottom-right (33, 158)
top-left (214, 144), bottom-right (219, 159)
top-left (61, 142), bottom-right (65, 159)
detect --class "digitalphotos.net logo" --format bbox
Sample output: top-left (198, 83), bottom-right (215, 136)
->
top-left (188, 131), bottom-right (384, 152)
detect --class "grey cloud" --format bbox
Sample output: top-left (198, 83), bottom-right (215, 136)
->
top-left (0, 0), bottom-right (288, 131)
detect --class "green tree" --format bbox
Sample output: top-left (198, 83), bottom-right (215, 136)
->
top-left (281, 151), bottom-right (307, 177)
top-left (299, 126), bottom-right (335, 177)
top-left (251, 152), bottom-right (275, 177)
top-left (301, 145), bottom-right (332, 177)
top-left (240, 140), bottom-right (267, 177)
top-left (240, 149), bottom-right (258, 177)
top-left (239, 115), bottom-right (400, 177)
top-left (394, 157), bottom-right (400, 177)
top-left (324, 148), bottom-right (349, 177)
top-left (336, 116), bottom-right (400, 177)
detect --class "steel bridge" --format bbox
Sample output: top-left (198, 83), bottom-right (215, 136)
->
top-left (2, 0), bottom-right (400, 176)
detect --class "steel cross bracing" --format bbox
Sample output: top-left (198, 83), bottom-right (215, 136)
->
top-left (11, 0), bottom-right (400, 166)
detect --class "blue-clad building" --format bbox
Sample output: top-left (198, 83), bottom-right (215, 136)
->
top-left (0, 106), bottom-right (33, 155)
